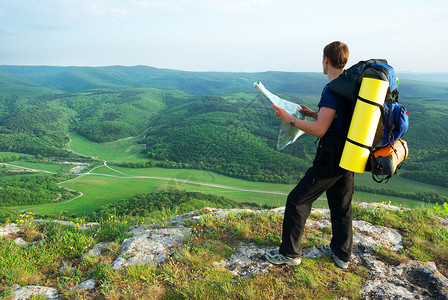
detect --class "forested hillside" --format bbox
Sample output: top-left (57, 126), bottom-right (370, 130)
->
top-left (0, 65), bottom-right (447, 187)
top-left (140, 94), bottom-right (314, 182)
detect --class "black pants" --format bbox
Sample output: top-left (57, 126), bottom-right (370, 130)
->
top-left (279, 136), bottom-right (354, 262)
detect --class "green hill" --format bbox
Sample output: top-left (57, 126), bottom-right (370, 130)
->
top-left (0, 65), bottom-right (328, 96)
top-left (2, 65), bottom-right (447, 98)
top-left (140, 93), bottom-right (314, 182)
top-left (0, 71), bottom-right (55, 97)
top-left (0, 65), bottom-right (447, 187)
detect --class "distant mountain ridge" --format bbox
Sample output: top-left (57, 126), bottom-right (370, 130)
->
top-left (0, 65), bottom-right (327, 96)
top-left (1, 65), bottom-right (447, 99)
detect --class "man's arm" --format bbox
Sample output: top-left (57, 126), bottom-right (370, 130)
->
top-left (272, 104), bottom-right (335, 138)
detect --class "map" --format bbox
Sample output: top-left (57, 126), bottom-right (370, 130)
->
top-left (254, 81), bottom-right (305, 150)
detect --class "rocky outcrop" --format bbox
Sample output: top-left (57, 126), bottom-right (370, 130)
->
top-left (6, 284), bottom-right (58, 300)
top-left (0, 223), bottom-right (20, 237)
top-left (1, 203), bottom-right (447, 299)
top-left (358, 253), bottom-right (448, 299)
top-left (112, 225), bottom-right (192, 270)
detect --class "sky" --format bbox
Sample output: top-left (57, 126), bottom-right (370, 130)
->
top-left (0, 0), bottom-right (447, 73)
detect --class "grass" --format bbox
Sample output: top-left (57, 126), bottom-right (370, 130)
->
top-left (4, 160), bottom-right (71, 174)
top-left (353, 202), bottom-right (448, 275)
top-left (2, 202), bottom-right (446, 299)
top-left (9, 164), bottom-right (434, 217)
top-left (67, 132), bottom-right (148, 163)
top-left (355, 171), bottom-right (448, 198)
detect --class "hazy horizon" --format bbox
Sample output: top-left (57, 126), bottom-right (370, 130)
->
top-left (1, 0), bottom-right (447, 74)
top-left (1, 64), bottom-right (448, 78)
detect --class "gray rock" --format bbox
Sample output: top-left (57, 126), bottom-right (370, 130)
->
top-left (70, 278), bottom-right (96, 291)
top-left (0, 223), bottom-right (21, 237)
top-left (356, 201), bottom-right (409, 211)
top-left (356, 247), bottom-right (448, 299)
top-left (302, 246), bottom-right (323, 258)
top-left (14, 237), bottom-right (28, 246)
top-left (438, 217), bottom-right (448, 227)
top-left (361, 280), bottom-right (424, 300)
top-left (305, 218), bottom-right (332, 230)
top-left (13, 237), bottom-right (46, 246)
top-left (190, 208), bottom-right (259, 221)
top-left (353, 220), bottom-right (403, 251)
top-left (214, 244), bottom-right (323, 279)
top-left (170, 207), bottom-right (286, 226)
top-left (7, 284), bottom-right (58, 300)
top-left (112, 225), bottom-right (191, 270)
top-left (87, 242), bottom-right (112, 256)
top-left (214, 244), bottom-right (275, 278)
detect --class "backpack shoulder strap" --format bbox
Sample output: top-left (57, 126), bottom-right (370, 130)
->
top-left (328, 59), bottom-right (389, 103)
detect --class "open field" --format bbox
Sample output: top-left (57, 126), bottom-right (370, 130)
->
top-left (20, 168), bottom-right (291, 216)
top-left (3, 132), bottom-right (446, 216)
top-left (68, 132), bottom-right (148, 163)
top-left (8, 165), bottom-right (429, 217)
top-left (355, 171), bottom-right (448, 197)
top-left (2, 161), bottom-right (71, 173)
top-left (69, 133), bottom-right (448, 197)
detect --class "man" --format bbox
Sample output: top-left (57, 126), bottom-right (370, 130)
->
top-left (266, 41), bottom-right (353, 269)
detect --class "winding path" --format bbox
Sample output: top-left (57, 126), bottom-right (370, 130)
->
top-left (14, 134), bottom-right (325, 212)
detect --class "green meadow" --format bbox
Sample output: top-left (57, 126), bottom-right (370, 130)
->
top-left (67, 132), bottom-right (148, 163)
top-left (4, 132), bottom-right (446, 216)
top-left (2, 160), bottom-right (70, 173)
top-left (22, 168), bottom-right (291, 216)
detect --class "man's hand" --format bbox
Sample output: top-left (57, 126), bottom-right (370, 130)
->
top-left (272, 104), bottom-right (293, 123)
top-left (299, 105), bottom-right (318, 120)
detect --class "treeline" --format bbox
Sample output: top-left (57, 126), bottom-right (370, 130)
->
top-left (69, 89), bottom-right (166, 142)
top-left (0, 174), bottom-right (77, 206)
top-left (398, 102), bottom-right (448, 188)
top-left (0, 133), bottom-right (70, 158)
top-left (88, 189), bottom-right (266, 221)
top-left (141, 95), bottom-right (314, 184)
top-left (355, 185), bottom-right (448, 204)
top-left (0, 154), bottom-right (30, 162)
top-left (400, 171), bottom-right (448, 188)
top-left (0, 97), bottom-right (73, 156)
top-left (116, 158), bottom-right (303, 184)
top-left (0, 88), bottom-right (171, 156)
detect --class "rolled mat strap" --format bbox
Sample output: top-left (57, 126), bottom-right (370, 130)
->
top-left (357, 96), bottom-right (384, 108)
top-left (346, 137), bottom-right (370, 149)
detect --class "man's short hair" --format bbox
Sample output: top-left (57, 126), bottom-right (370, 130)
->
top-left (323, 41), bottom-right (349, 69)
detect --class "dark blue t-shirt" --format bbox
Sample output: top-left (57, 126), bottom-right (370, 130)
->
top-left (318, 85), bottom-right (353, 137)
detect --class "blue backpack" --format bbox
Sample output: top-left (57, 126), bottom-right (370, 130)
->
top-left (329, 59), bottom-right (410, 182)
top-left (379, 93), bottom-right (409, 147)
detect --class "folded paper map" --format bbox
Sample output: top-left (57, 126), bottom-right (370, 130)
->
top-left (254, 81), bottom-right (305, 150)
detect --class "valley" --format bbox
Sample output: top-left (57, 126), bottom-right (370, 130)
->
top-left (4, 131), bottom-right (444, 217)
top-left (0, 65), bottom-right (447, 218)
